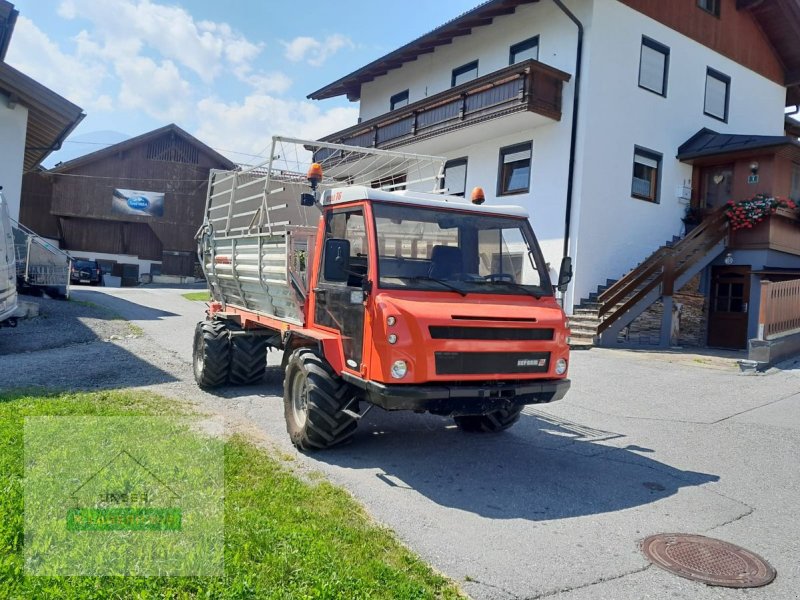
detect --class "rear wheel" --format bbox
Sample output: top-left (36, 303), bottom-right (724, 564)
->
top-left (283, 348), bottom-right (357, 450)
top-left (193, 319), bottom-right (231, 388)
top-left (229, 332), bottom-right (268, 385)
top-left (453, 405), bottom-right (523, 433)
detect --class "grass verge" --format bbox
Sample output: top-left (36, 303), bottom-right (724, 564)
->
top-left (182, 291), bottom-right (210, 302)
top-left (0, 390), bottom-right (461, 599)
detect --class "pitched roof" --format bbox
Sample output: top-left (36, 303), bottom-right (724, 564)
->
top-left (0, 61), bottom-right (85, 172)
top-left (0, 0), bottom-right (18, 61)
top-left (677, 128), bottom-right (800, 161)
top-left (51, 123), bottom-right (236, 172)
top-left (308, 0), bottom-right (540, 101)
top-left (738, 0), bottom-right (800, 105)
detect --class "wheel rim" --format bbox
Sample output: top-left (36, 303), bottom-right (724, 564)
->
top-left (291, 370), bottom-right (309, 428)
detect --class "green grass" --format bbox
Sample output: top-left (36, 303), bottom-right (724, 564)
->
top-left (182, 291), bottom-right (210, 302)
top-left (0, 390), bottom-right (461, 599)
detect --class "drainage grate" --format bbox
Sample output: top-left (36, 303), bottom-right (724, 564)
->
top-left (641, 534), bottom-right (776, 588)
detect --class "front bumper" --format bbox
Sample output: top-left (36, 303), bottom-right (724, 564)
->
top-left (341, 373), bottom-right (570, 415)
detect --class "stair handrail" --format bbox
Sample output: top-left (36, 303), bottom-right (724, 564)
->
top-left (596, 207), bottom-right (729, 332)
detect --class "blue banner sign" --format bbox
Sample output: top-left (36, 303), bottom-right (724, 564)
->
top-left (112, 189), bottom-right (165, 217)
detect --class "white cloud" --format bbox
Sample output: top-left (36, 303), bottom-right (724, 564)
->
top-left (194, 94), bottom-right (358, 163)
top-left (4, 17), bottom-right (110, 110)
top-left (115, 56), bottom-right (192, 121)
top-left (57, 0), bottom-right (263, 82)
top-left (283, 34), bottom-right (354, 67)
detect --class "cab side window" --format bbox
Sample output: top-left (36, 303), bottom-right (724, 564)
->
top-left (322, 209), bottom-right (368, 287)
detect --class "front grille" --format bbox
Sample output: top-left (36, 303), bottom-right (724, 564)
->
top-left (429, 326), bottom-right (554, 341)
top-left (435, 351), bottom-right (550, 375)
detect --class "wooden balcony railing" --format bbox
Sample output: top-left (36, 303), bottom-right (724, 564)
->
top-left (318, 59), bottom-right (571, 152)
top-left (758, 278), bottom-right (800, 340)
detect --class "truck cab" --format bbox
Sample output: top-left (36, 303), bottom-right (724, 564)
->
top-left (306, 186), bottom-right (570, 420)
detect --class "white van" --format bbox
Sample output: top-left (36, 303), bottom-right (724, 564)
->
top-left (0, 190), bottom-right (18, 326)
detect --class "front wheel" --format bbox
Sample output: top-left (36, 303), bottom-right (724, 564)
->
top-left (283, 348), bottom-right (357, 450)
top-left (453, 405), bottom-right (523, 433)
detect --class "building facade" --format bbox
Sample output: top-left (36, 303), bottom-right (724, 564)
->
top-left (20, 124), bottom-right (235, 281)
top-left (309, 0), bottom-right (800, 350)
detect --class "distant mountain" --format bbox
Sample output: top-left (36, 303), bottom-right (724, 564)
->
top-left (44, 130), bottom-right (131, 168)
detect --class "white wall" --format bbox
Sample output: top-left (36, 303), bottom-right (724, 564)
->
top-left (359, 0), bottom-right (587, 122)
top-left (0, 92), bottom-right (28, 222)
top-left (567, 0), bottom-right (787, 308)
top-left (358, 0), bottom-right (590, 286)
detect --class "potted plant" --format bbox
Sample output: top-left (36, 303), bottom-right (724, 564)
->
top-left (723, 194), bottom-right (797, 231)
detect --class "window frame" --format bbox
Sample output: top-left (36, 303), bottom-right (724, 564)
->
top-left (704, 67), bottom-right (731, 122)
top-left (389, 89), bottom-right (409, 111)
top-left (451, 60), bottom-right (479, 87)
top-left (497, 142), bottom-right (533, 197)
top-left (441, 157), bottom-right (468, 197)
top-left (631, 146), bottom-right (663, 204)
top-left (509, 35), bottom-right (540, 65)
top-left (697, 0), bottom-right (720, 17)
top-left (791, 163), bottom-right (800, 202)
top-left (638, 36), bottom-right (670, 97)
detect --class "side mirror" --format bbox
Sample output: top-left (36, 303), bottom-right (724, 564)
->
top-left (323, 238), bottom-right (351, 282)
top-left (557, 256), bottom-right (573, 293)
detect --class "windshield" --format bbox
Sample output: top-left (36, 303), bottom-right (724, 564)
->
top-left (373, 204), bottom-right (552, 296)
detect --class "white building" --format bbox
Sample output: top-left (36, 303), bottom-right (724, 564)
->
top-left (310, 0), bottom-right (800, 355)
top-left (0, 1), bottom-right (84, 222)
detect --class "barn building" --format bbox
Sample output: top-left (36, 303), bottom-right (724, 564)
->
top-left (20, 124), bottom-right (235, 284)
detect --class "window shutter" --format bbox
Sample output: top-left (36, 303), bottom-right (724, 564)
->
top-left (634, 153), bottom-right (658, 169)
top-left (639, 45), bottom-right (665, 94)
top-left (705, 75), bottom-right (727, 118)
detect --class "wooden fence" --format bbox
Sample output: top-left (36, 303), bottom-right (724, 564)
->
top-left (758, 279), bottom-right (800, 340)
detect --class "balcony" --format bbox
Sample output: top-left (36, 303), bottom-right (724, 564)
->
top-left (729, 208), bottom-right (800, 255)
top-left (319, 59), bottom-right (571, 151)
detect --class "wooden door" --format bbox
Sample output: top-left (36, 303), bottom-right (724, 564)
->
top-left (700, 164), bottom-right (734, 209)
top-left (708, 266), bottom-right (751, 349)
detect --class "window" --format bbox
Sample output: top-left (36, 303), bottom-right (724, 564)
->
top-left (631, 147), bottom-right (662, 203)
top-left (791, 164), bottom-right (800, 202)
top-left (697, 0), bottom-right (720, 16)
top-left (509, 36), bottom-right (539, 64)
top-left (322, 209), bottom-right (368, 286)
top-left (373, 203), bottom-right (551, 296)
top-left (390, 89), bottom-right (409, 111)
top-left (704, 68), bottom-right (730, 122)
top-left (498, 142), bottom-right (532, 196)
top-left (451, 60), bottom-right (478, 87)
top-left (639, 37), bottom-right (669, 96)
top-left (441, 158), bottom-right (468, 196)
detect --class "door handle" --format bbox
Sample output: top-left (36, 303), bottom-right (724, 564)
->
top-left (314, 288), bottom-right (327, 303)
top-left (743, 302), bottom-right (748, 313)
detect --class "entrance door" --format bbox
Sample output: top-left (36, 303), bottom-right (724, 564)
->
top-left (700, 164), bottom-right (734, 209)
top-left (313, 208), bottom-right (368, 369)
top-left (708, 266), bottom-right (750, 349)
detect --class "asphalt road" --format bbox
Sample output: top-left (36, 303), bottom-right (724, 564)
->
top-left (12, 285), bottom-right (800, 599)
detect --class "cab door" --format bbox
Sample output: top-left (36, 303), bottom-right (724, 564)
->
top-left (313, 208), bottom-right (369, 369)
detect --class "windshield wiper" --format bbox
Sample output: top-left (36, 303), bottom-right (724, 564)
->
top-left (480, 280), bottom-right (542, 300)
top-left (407, 275), bottom-right (467, 296)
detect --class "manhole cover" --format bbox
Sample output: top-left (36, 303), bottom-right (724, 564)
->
top-left (641, 534), bottom-right (776, 588)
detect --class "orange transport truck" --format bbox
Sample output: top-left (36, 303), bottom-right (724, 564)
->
top-left (194, 137), bottom-right (572, 450)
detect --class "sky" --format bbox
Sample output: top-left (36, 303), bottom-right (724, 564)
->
top-left (6, 0), bottom-right (480, 166)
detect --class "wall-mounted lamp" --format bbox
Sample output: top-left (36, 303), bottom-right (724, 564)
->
top-left (724, 252), bottom-right (734, 266)
top-left (749, 161), bottom-right (760, 175)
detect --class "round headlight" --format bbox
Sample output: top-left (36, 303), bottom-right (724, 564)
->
top-left (387, 334), bottom-right (398, 344)
top-left (387, 316), bottom-right (397, 326)
top-left (555, 358), bottom-right (568, 375)
top-left (391, 360), bottom-right (408, 379)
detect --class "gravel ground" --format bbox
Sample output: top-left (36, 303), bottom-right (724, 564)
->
top-left (0, 295), bottom-right (135, 357)
top-left (2, 285), bottom-right (800, 600)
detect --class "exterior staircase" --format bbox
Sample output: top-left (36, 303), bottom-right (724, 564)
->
top-left (569, 208), bottom-right (729, 348)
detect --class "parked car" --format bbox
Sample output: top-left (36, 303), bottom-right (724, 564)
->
top-left (70, 259), bottom-right (102, 286)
